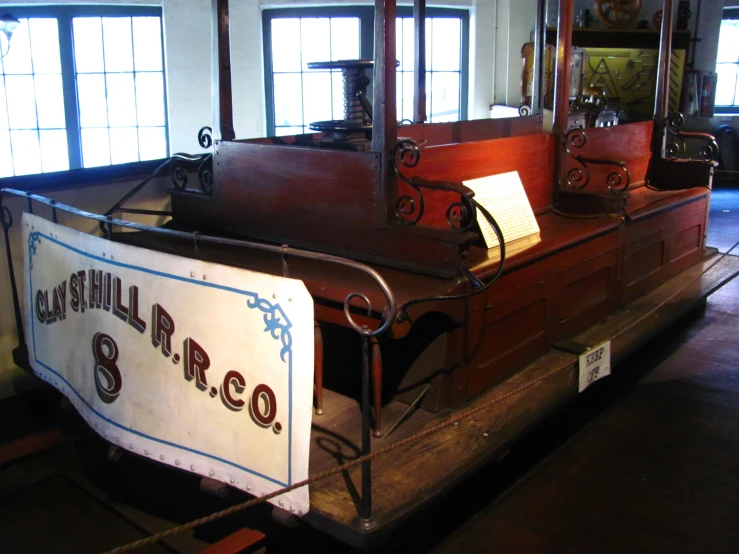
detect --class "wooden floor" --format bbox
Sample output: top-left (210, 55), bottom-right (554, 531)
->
top-left (1, 189), bottom-right (739, 553)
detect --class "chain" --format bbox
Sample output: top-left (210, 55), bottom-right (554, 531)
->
top-left (104, 244), bottom-right (739, 554)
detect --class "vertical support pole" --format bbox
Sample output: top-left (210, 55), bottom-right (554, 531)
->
top-left (654, 0), bottom-right (674, 155)
top-left (553, 0), bottom-right (574, 191)
top-left (531, 0), bottom-right (546, 115)
top-left (212, 0), bottom-right (235, 141)
top-left (0, 204), bottom-right (26, 357)
top-left (371, 0), bottom-right (397, 227)
top-left (371, 0), bottom-right (397, 154)
top-left (371, 337), bottom-right (382, 437)
top-left (314, 321), bottom-right (324, 415)
top-left (413, 0), bottom-right (426, 123)
top-left (359, 333), bottom-right (373, 521)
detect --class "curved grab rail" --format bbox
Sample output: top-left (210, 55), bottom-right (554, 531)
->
top-left (1, 188), bottom-right (396, 339)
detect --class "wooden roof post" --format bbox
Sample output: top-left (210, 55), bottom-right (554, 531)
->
top-left (552, 0), bottom-right (574, 191)
top-left (531, 0), bottom-right (546, 115)
top-left (654, 0), bottom-right (674, 155)
top-left (413, 0), bottom-right (427, 123)
top-left (212, 0), bottom-right (235, 141)
top-left (371, 0), bottom-right (397, 154)
top-left (371, 0), bottom-right (397, 225)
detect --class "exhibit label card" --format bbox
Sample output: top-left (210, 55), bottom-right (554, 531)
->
top-left (463, 171), bottom-right (540, 249)
top-left (578, 341), bottom-right (611, 393)
top-left (23, 213), bottom-right (314, 514)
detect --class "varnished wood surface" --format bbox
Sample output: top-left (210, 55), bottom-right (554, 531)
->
top-left (115, 210), bottom-right (622, 333)
top-left (564, 121), bottom-right (654, 191)
top-left (433, 267), bottom-right (739, 554)
top-left (400, 116), bottom-right (542, 147)
top-left (303, 252), bottom-right (739, 545)
top-left (400, 133), bottom-right (555, 224)
top-left (467, 212), bottom-right (622, 280)
top-left (212, 142), bottom-right (383, 231)
top-left (625, 185), bottom-right (708, 221)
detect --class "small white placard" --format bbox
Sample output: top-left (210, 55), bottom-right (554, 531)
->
top-left (578, 341), bottom-right (611, 392)
top-left (463, 171), bottom-right (540, 249)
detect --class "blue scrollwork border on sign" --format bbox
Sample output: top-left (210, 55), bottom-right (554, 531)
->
top-left (246, 294), bottom-right (292, 363)
top-left (28, 231), bottom-right (42, 269)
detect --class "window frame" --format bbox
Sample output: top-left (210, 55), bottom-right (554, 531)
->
top-left (262, 5), bottom-right (470, 136)
top-left (0, 4), bottom-right (168, 182)
top-left (715, 7), bottom-right (739, 115)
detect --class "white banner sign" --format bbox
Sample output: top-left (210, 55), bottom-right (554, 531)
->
top-left (23, 213), bottom-right (314, 514)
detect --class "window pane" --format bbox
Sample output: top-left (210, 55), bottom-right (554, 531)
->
top-left (2, 19), bottom-right (32, 74)
top-left (425, 18), bottom-right (432, 70)
top-left (39, 129), bottom-right (69, 172)
top-left (0, 81), bottom-right (8, 129)
top-left (301, 18), bottom-right (330, 70)
top-left (272, 19), bottom-right (301, 72)
top-left (398, 71), bottom-right (415, 122)
top-left (402, 18), bottom-right (415, 72)
top-left (106, 73), bottom-right (137, 127)
top-left (303, 71), bottom-right (332, 125)
top-left (110, 127), bottom-right (139, 164)
top-left (136, 72), bottom-right (165, 126)
top-left (73, 18), bottom-right (105, 73)
top-left (716, 63), bottom-right (738, 106)
top-left (132, 17), bottom-right (163, 71)
top-left (35, 74), bottom-right (66, 129)
top-left (430, 72), bottom-right (459, 122)
top-left (5, 75), bottom-right (37, 129)
top-left (331, 71), bottom-right (345, 120)
top-left (103, 17), bottom-right (134, 73)
top-left (0, 130), bottom-right (12, 177)
top-left (138, 127), bottom-right (166, 160)
top-left (11, 130), bottom-right (41, 175)
top-left (81, 128), bottom-right (111, 167)
top-left (432, 19), bottom-right (460, 71)
top-left (273, 73), bottom-right (303, 126)
top-left (275, 126), bottom-right (305, 136)
top-left (717, 20), bottom-right (739, 64)
top-left (330, 18), bottom-right (359, 61)
top-left (78, 74), bottom-right (108, 127)
top-left (29, 19), bottom-right (61, 74)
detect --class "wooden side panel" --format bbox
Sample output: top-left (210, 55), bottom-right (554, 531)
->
top-left (401, 115), bottom-right (542, 147)
top-left (564, 121), bottom-right (654, 192)
top-left (213, 141), bottom-right (384, 230)
top-left (621, 197), bottom-right (707, 304)
top-left (466, 228), bottom-right (619, 400)
top-left (398, 133), bottom-right (556, 231)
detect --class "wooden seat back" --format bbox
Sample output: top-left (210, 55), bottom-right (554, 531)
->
top-left (398, 133), bottom-right (555, 230)
top-left (562, 120), bottom-right (654, 194)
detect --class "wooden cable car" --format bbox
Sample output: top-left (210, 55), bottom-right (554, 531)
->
top-left (2, 0), bottom-right (737, 548)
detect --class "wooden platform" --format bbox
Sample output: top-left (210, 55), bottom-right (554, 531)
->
top-left (303, 251), bottom-right (739, 547)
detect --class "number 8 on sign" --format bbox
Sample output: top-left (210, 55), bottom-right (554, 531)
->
top-left (93, 332), bottom-right (123, 404)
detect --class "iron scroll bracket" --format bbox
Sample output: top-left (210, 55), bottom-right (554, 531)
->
top-left (663, 112), bottom-right (719, 163)
top-left (562, 128), bottom-right (631, 193)
top-left (390, 139), bottom-right (478, 232)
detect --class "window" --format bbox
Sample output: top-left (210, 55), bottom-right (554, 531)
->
top-left (0, 6), bottom-right (167, 178)
top-left (263, 7), bottom-right (469, 136)
top-left (716, 8), bottom-right (739, 113)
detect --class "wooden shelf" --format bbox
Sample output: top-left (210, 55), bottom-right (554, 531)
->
top-left (545, 28), bottom-right (691, 50)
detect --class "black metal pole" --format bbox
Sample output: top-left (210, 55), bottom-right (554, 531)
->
top-left (359, 332), bottom-right (372, 521)
top-left (0, 202), bottom-right (27, 360)
top-left (532, 0), bottom-right (546, 114)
